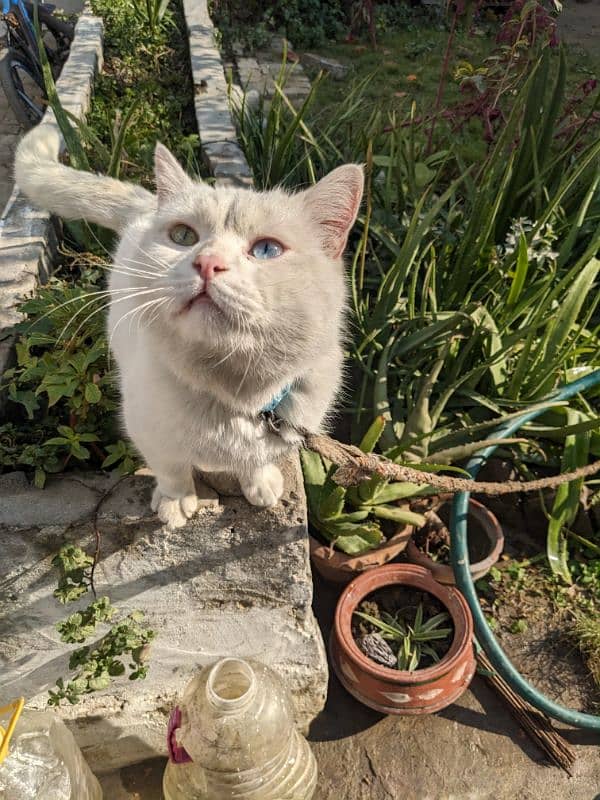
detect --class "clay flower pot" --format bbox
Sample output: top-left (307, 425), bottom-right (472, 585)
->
top-left (309, 525), bottom-right (412, 585)
top-left (405, 497), bottom-right (504, 585)
top-left (330, 564), bottom-right (475, 715)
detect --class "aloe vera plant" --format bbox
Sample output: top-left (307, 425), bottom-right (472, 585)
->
top-left (301, 417), bottom-right (427, 555)
top-left (355, 603), bottom-right (453, 671)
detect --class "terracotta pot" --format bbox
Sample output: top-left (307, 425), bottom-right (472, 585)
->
top-left (406, 497), bottom-right (504, 585)
top-left (309, 525), bottom-right (412, 584)
top-left (330, 564), bottom-right (475, 715)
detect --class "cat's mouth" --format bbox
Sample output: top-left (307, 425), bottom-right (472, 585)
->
top-left (181, 289), bottom-right (215, 313)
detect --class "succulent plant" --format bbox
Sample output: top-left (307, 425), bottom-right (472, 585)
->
top-left (355, 603), bottom-right (453, 672)
top-left (301, 417), bottom-right (428, 555)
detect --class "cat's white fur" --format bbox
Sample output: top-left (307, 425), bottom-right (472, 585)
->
top-left (14, 123), bottom-right (363, 527)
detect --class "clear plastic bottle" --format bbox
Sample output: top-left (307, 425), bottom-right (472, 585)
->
top-left (0, 709), bottom-right (102, 800)
top-left (163, 658), bottom-right (317, 800)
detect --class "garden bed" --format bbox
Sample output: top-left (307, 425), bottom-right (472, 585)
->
top-left (220, 0), bottom-right (600, 703)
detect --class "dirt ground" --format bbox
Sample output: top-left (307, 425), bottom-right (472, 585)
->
top-left (558, 0), bottom-right (600, 49)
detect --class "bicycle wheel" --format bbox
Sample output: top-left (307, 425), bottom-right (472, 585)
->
top-left (0, 48), bottom-right (46, 129)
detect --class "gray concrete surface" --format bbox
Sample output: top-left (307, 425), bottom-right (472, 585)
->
top-left (0, 456), bottom-right (328, 773)
top-left (182, 0), bottom-right (252, 187)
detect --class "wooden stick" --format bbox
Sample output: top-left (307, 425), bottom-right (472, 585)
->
top-left (476, 650), bottom-right (576, 776)
top-left (304, 433), bottom-right (600, 496)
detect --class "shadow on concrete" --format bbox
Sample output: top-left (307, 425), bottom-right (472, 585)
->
top-left (309, 570), bottom-right (384, 742)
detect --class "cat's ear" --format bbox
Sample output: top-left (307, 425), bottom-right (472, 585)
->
top-left (154, 142), bottom-right (193, 205)
top-left (302, 165), bottom-right (364, 258)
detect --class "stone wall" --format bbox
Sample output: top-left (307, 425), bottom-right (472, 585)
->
top-left (0, 10), bottom-right (104, 377)
top-left (182, 0), bottom-right (253, 188)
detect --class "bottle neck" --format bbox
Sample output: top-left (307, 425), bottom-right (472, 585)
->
top-left (206, 658), bottom-right (257, 714)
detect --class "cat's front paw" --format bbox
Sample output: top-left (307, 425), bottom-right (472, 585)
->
top-left (151, 487), bottom-right (198, 529)
top-left (240, 464), bottom-right (284, 508)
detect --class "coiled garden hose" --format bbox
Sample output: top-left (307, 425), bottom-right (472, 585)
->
top-left (450, 368), bottom-right (600, 731)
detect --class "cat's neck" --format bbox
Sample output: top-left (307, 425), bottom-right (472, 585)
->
top-left (147, 326), bottom-right (298, 412)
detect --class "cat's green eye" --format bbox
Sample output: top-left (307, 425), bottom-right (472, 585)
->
top-left (169, 224), bottom-right (199, 247)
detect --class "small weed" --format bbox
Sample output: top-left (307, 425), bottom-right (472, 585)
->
top-left (573, 612), bottom-right (600, 687)
top-left (48, 545), bottom-right (154, 706)
top-left (510, 619), bottom-right (528, 634)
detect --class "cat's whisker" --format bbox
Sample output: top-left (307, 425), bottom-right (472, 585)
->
top-left (23, 287), bottom-right (116, 328)
top-left (110, 297), bottom-right (167, 350)
top-left (57, 287), bottom-right (170, 344)
top-left (56, 287), bottom-right (152, 342)
top-left (112, 262), bottom-right (164, 280)
top-left (131, 245), bottom-right (172, 273)
top-left (81, 261), bottom-right (163, 282)
top-left (133, 294), bottom-right (169, 333)
top-left (120, 256), bottom-right (165, 276)
top-left (146, 297), bottom-right (171, 327)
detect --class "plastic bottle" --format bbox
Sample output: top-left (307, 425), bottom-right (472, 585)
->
top-left (163, 658), bottom-right (317, 800)
top-left (0, 707), bottom-right (102, 800)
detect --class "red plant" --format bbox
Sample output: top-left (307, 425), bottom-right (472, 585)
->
top-left (497, 0), bottom-right (558, 48)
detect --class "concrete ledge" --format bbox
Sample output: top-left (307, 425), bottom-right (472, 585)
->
top-left (182, 0), bottom-right (253, 187)
top-left (0, 454), bottom-right (328, 772)
top-left (0, 11), bottom-right (104, 375)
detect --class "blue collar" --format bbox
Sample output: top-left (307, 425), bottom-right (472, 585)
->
top-left (260, 384), bottom-right (292, 415)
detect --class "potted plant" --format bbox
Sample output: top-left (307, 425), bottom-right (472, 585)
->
top-left (301, 418), bottom-right (429, 583)
top-left (405, 495), bottom-right (504, 584)
top-left (330, 564), bottom-right (475, 714)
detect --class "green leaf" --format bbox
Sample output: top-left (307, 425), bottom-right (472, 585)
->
top-left (547, 411), bottom-right (590, 584)
top-left (370, 481), bottom-right (431, 503)
top-left (357, 473), bottom-right (388, 504)
top-left (369, 505), bottom-right (426, 526)
top-left (506, 233), bottom-right (529, 308)
top-left (85, 383), bottom-right (102, 403)
top-left (34, 468), bottom-right (46, 489)
top-left (102, 451), bottom-right (123, 468)
top-left (359, 416), bottom-right (386, 453)
top-left (354, 611), bottom-right (404, 639)
top-left (71, 443), bottom-right (91, 460)
top-left (318, 485), bottom-right (346, 519)
top-left (324, 521), bottom-right (384, 555)
top-left (78, 433), bottom-right (100, 443)
top-left (57, 425), bottom-right (76, 439)
top-left (88, 672), bottom-right (111, 691)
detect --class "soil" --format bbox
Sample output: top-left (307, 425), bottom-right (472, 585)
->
top-left (411, 499), bottom-right (490, 564)
top-left (472, 473), bottom-right (600, 712)
top-left (351, 585), bottom-right (454, 670)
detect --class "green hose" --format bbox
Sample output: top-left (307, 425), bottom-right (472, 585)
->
top-left (450, 368), bottom-right (600, 731)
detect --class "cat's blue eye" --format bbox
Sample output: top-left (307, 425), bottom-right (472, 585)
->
top-left (250, 238), bottom-right (284, 260)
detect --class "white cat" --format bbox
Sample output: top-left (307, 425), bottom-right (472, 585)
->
top-left (14, 123), bottom-right (363, 528)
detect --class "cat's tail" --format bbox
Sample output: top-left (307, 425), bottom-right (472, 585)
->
top-left (14, 123), bottom-right (155, 232)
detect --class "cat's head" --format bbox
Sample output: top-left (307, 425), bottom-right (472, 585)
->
top-left (113, 144), bottom-right (363, 364)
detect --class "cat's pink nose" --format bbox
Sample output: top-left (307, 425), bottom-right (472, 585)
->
top-left (194, 254), bottom-right (228, 282)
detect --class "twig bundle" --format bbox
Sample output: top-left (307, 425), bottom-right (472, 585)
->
top-left (476, 650), bottom-right (576, 776)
